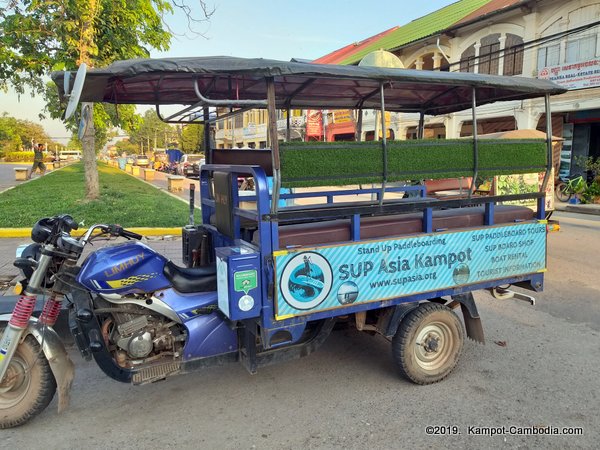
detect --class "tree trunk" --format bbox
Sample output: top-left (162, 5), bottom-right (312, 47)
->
top-left (81, 103), bottom-right (99, 200)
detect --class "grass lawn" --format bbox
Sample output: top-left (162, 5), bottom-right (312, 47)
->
top-left (0, 163), bottom-right (196, 227)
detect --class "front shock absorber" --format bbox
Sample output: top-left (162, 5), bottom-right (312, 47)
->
top-left (1, 250), bottom-right (54, 380)
top-left (8, 294), bottom-right (38, 328)
top-left (0, 293), bottom-right (38, 380)
top-left (39, 293), bottom-right (64, 327)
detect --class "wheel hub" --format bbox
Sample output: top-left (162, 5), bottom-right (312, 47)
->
top-left (423, 333), bottom-right (440, 352)
top-left (415, 322), bottom-right (454, 370)
top-left (0, 357), bottom-right (30, 407)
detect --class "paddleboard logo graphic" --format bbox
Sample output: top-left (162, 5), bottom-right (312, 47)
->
top-left (452, 263), bottom-right (470, 285)
top-left (280, 252), bottom-right (333, 310)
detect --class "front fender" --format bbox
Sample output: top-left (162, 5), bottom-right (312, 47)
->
top-left (0, 314), bottom-right (74, 413)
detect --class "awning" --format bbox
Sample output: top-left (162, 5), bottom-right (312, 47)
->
top-left (51, 56), bottom-right (567, 116)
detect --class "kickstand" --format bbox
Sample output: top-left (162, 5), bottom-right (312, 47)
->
top-left (490, 287), bottom-right (535, 305)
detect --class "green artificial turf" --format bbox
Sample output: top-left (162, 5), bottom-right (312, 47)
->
top-left (280, 139), bottom-right (547, 187)
top-left (0, 163), bottom-right (195, 228)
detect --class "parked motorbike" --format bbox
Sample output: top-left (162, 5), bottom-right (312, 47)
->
top-left (0, 215), bottom-right (234, 428)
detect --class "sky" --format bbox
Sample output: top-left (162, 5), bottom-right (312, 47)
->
top-left (0, 0), bottom-right (455, 143)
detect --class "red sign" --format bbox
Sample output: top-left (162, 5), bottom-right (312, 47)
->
top-left (306, 110), bottom-right (323, 139)
top-left (538, 59), bottom-right (600, 90)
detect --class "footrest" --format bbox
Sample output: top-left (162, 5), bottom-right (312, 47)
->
top-left (132, 361), bottom-right (181, 385)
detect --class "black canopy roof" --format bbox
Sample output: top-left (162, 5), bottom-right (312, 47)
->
top-left (51, 56), bottom-right (566, 115)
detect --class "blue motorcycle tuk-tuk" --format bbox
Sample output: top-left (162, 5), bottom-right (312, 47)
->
top-left (0, 57), bottom-right (565, 427)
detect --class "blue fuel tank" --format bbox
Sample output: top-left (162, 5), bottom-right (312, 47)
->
top-left (77, 241), bottom-right (171, 294)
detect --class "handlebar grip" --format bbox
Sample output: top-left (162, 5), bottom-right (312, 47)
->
top-left (64, 216), bottom-right (78, 231)
top-left (121, 229), bottom-right (143, 240)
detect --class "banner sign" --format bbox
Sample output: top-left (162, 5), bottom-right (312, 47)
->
top-left (495, 168), bottom-right (554, 211)
top-left (305, 110), bottom-right (323, 138)
top-left (332, 110), bottom-right (353, 123)
top-left (538, 59), bottom-right (600, 90)
top-left (274, 222), bottom-right (546, 319)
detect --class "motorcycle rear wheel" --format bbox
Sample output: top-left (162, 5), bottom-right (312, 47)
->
top-left (0, 331), bottom-right (57, 428)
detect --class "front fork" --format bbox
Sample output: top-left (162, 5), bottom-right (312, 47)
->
top-left (0, 252), bottom-right (57, 380)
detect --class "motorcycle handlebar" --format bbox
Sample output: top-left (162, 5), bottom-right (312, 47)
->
top-left (79, 224), bottom-right (143, 245)
top-left (120, 229), bottom-right (143, 240)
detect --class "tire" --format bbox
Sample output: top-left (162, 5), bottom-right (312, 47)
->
top-left (392, 303), bottom-right (464, 385)
top-left (0, 330), bottom-right (57, 428)
top-left (555, 182), bottom-right (571, 203)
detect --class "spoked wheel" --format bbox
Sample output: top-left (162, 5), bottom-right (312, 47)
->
top-left (392, 303), bottom-right (464, 385)
top-left (555, 181), bottom-right (571, 203)
top-left (0, 330), bottom-right (56, 428)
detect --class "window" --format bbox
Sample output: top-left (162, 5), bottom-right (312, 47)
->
top-left (478, 34), bottom-right (501, 75)
top-left (538, 44), bottom-right (560, 69)
top-left (460, 44), bottom-right (476, 73)
top-left (566, 35), bottom-right (597, 63)
top-left (234, 114), bottom-right (243, 128)
top-left (259, 141), bottom-right (267, 149)
top-left (503, 34), bottom-right (524, 76)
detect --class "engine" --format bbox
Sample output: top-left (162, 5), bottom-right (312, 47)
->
top-left (100, 305), bottom-right (186, 368)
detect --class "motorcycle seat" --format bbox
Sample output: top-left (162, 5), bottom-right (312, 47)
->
top-left (163, 260), bottom-right (217, 294)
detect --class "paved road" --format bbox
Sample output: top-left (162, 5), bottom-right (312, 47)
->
top-left (1, 210), bottom-right (598, 448)
top-left (0, 162), bottom-right (31, 193)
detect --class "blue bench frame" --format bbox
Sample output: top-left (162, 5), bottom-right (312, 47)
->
top-left (200, 164), bottom-right (546, 343)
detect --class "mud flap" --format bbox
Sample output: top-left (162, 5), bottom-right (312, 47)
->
top-left (450, 293), bottom-right (485, 344)
top-left (0, 314), bottom-right (75, 413)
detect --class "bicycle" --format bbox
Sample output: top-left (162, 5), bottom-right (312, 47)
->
top-left (555, 174), bottom-right (586, 202)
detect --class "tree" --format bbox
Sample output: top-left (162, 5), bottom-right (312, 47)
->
top-left (181, 123), bottom-right (204, 153)
top-left (129, 109), bottom-right (176, 152)
top-left (115, 139), bottom-right (139, 156)
top-left (0, 114), bottom-right (54, 152)
top-left (0, 1), bottom-right (213, 199)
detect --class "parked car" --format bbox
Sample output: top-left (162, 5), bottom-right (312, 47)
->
top-left (179, 154), bottom-right (204, 178)
top-left (126, 156), bottom-right (135, 165)
top-left (134, 154), bottom-right (150, 166)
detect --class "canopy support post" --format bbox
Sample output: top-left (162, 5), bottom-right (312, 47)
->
top-left (538, 94), bottom-right (554, 219)
top-left (286, 107), bottom-right (291, 142)
top-left (267, 78), bottom-right (281, 215)
top-left (379, 82), bottom-right (388, 206)
top-left (355, 108), bottom-right (363, 142)
top-left (541, 94), bottom-right (553, 192)
top-left (417, 112), bottom-right (425, 139)
top-left (203, 107), bottom-right (212, 164)
top-left (470, 87), bottom-right (479, 199)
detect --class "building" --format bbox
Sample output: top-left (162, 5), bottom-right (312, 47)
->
top-left (324, 0), bottom-right (600, 177)
top-left (214, 0), bottom-right (600, 178)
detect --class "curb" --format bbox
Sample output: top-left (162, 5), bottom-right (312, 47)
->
top-left (555, 203), bottom-right (600, 216)
top-left (0, 227), bottom-right (183, 238)
top-left (0, 164), bottom-right (195, 238)
top-left (121, 167), bottom-right (201, 208)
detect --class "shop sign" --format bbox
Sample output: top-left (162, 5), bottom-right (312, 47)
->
top-left (243, 123), bottom-right (266, 139)
top-left (332, 110), bottom-right (353, 123)
top-left (306, 110), bottom-right (323, 137)
top-left (538, 59), bottom-right (600, 90)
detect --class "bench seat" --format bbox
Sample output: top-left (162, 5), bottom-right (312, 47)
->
top-left (257, 205), bottom-right (534, 248)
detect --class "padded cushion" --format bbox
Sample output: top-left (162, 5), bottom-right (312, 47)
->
top-left (163, 260), bottom-right (217, 294)
top-left (259, 205), bottom-right (534, 248)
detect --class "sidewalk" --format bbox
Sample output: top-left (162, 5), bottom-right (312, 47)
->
top-left (554, 201), bottom-right (600, 215)
top-left (142, 170), bottom-right (200, 206)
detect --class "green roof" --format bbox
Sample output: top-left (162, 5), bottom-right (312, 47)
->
top-left (340, 0), bottom-right (492, 65)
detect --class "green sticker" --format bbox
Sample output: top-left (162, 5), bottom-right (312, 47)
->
top-left (234, 270), bottom-right (257, 294)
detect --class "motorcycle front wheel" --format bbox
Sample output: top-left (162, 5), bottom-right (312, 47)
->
top-left (0, 330), bottom-right (56, 428)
